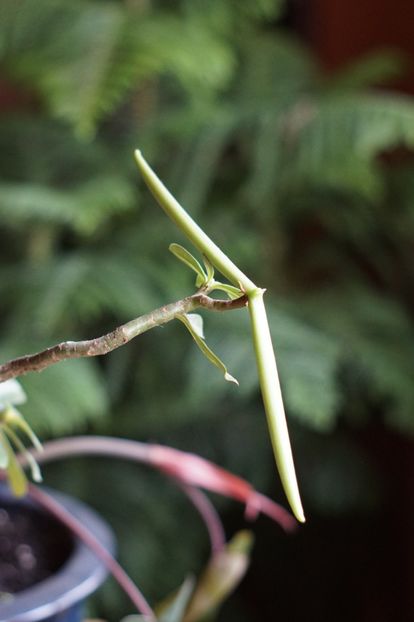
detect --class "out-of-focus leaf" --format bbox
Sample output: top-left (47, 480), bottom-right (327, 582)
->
top-left (3, 406), bottom-right (43, 452)
top-left (268, 306), bottom-right (342, 431)
top-left (329, 50), bottom-right (404, 91)
top-left (184, 531), bottom-right (254, 622)
top-left (157, 577), bottom-right (195, 622)
top-left (3, 424), bottom-right (42, 484)
top-left (282, 94), bottom-right (414, 201)
top-left (0, 380), bottom-right (27, 409)
top-left (0, 176), bottom-right (134, 233)
top-left (0, 433), bottom-right (9, 469)
top-left (298, 286), bottom-right (414, 433)
top-left (19, 359), bottom-right (108, 436)
top-left (1, 431), bottom-right (27, 496)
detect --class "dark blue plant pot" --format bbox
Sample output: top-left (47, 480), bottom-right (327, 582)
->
top-left (0, 484), bottom-right (115, 622)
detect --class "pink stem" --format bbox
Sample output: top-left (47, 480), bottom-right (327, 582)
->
top-left (177, 482), bottom-right (226, 554)
top-left (27, 484), bottom-right (156, 621)
top-left (24, 436), bottom-right (227, 555)
top-left (24, 436), bottom-right (295, 531)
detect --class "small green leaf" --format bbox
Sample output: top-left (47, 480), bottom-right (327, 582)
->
top-left (20, 447), bottom-right (42, 483)
top-left (3, 425), bottom-right (42, 484)
top-left (210, 282), bottom-right (244, 300)
top-left (157, 577), bottom-right (195, 622)
top-left (185, 314), bottom-right (204, 339)
top-left (0, 433), bottom-right (9, 469)
top-left (3, 407), bottom-right (43, 452)
top-left (1, 431), bottom-right (27, 496)
top-left (202, 255), bottom-right (215, 282)
top-left (169, 243), bottom-right (207, 285)
top-left (184, 531), bottom-right (253, 622)
top-left (178, 314), bottom-right (239, 385)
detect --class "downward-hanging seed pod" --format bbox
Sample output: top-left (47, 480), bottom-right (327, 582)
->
top-left (134, 150), bottom-right (305, 523)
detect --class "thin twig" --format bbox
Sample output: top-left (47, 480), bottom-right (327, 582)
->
top-left (177, 483), bottom-right (226, 555)
top-left (0, 293), bottom-right (247, 382)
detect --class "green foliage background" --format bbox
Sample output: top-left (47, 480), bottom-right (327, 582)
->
top-left (1, 0), bottom-right (414, 619)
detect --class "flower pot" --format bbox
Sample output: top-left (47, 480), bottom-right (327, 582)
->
top-left (0, 483), bottom-right (115, 622)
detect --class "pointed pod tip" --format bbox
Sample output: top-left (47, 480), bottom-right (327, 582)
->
top-left (294, 507), bottom-right (306, 524)
top-left (288, 490), bottom-right (305, 523)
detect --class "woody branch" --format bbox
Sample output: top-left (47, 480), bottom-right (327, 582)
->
top-left (0, 292), bottom-right (247, 382)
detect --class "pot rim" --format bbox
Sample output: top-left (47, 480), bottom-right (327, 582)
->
top-left (0, 485), bottom-right (115, 622)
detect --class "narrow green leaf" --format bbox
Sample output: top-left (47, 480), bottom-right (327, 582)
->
top-left (202, 255), bottom-right (214, 282)
top-left (23, 449), bottom-right (42, 483)
top-left (185, 314), bottom-right (204, 339)
top-left (3, 425), bottom-right (42, 484)
top-left (178, 314), bottom-right (239, 385)
top-left (157, 577), bottom-right (195, 622)
top-left (4, 407), bottom-right (43, 452)
top-left (210, 282), bottom-right (244, 300)
top-left (169, 243), bottom-right (207, 284)
top-left (0, 433), bottom-right (9, 469)
top-left (1, 431), bottom-right (27, 496)
top-left (184, 531), bottom-right (253, 622)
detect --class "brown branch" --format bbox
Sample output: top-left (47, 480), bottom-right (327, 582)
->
top-left (0, 293), bottom-right (247, 382)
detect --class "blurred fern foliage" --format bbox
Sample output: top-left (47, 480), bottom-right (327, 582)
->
top-left (1, 0), bottom-right (414, 619)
